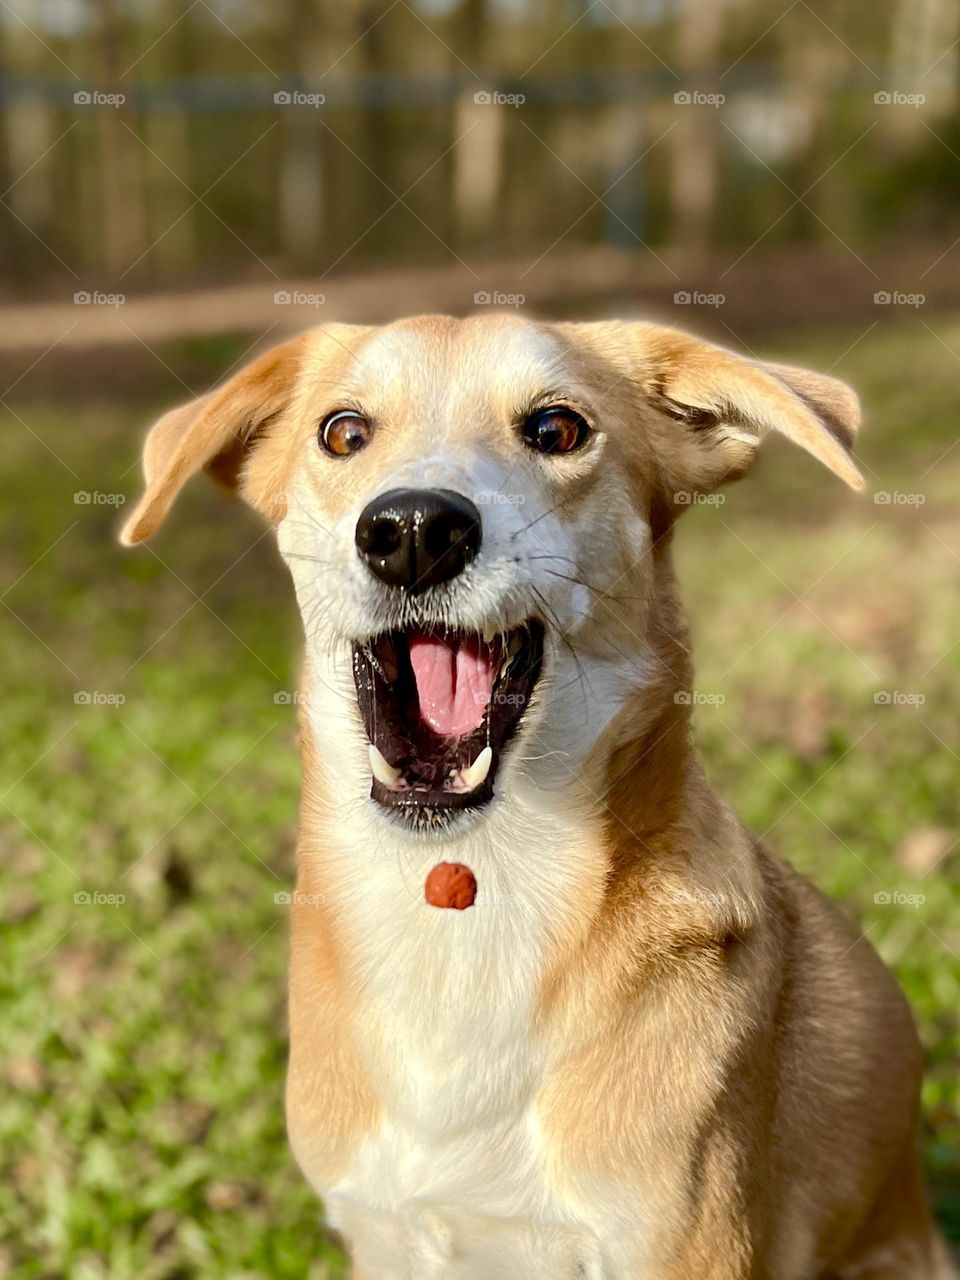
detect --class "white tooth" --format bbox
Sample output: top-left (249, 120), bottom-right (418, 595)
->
top-left (461, 746), bottom-right (493, 791)
top-left (482, 621), bottom-right (498, 643)
top-left (368, 744), bottom-right (402, 788)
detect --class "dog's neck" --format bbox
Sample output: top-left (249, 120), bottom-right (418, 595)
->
top-left (292, 541), bottom-right (761, 1002)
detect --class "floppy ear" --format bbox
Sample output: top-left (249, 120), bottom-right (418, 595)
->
top-left (120, 335), bottom-right (304, 545)
top-left (595, 324), bottom-right (862, 496)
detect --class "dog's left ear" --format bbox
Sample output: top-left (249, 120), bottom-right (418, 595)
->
top-left (120, 335), bottom-right (304, 545)
top-left (579, 323), bottom-right (863, 494)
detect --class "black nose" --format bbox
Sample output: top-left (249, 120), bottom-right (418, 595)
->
top-left (355, 488), bottom-right (482, 594)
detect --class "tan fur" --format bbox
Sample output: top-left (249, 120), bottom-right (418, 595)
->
top-left (123, 316), bottom-right (939, 1279)
top-left (120, 334), bottom-right (307, 543)
top-left (285, 712), bottom-right (381, 1187)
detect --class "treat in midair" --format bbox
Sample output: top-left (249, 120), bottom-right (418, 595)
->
top-left (424, 862), bottom-right (477, 910)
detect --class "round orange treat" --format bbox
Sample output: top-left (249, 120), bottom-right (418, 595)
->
top-left (424, 861), bottom-right (477, 910)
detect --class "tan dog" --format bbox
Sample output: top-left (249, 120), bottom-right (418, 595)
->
top-left (123, 316), bottom-right (939, 1279)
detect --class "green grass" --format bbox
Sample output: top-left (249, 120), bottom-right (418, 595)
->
top-left (1, 312), bottom-right (958, 1276)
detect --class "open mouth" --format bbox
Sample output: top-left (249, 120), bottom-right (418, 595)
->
top-left (352, 620), bottom-right (545, 819)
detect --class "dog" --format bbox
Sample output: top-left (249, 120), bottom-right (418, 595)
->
top-left (122, 315), bottom-right (940, 1279)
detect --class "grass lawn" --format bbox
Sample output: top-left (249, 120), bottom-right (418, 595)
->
top-left (1, 313), bottom-right (957, 1277)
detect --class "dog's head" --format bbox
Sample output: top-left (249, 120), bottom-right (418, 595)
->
top-left (122, 315), bottom-right (860, 834)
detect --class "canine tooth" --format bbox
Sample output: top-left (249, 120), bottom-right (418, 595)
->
top-left (460, 746), bottom-right (493, 791)
top-left (368, 744), bottom-right (402, 788)
top-left (482, 621), bottom-right (498, 644)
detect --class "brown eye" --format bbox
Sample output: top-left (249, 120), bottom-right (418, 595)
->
top-left (320, 410), bottom-right (371, 457)
top-left (521, 407), bottom-right (592, 456)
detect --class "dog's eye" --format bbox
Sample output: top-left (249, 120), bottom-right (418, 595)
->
top-left (521, 407), bottom-right (592, 456)
top-left (319, 410), bottom-right (371, 457)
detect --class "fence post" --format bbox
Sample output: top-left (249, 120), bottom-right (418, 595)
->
top-left (94, 0), bottom-right (147, 275)
top-left (453, 86), bottom-right (503, 245)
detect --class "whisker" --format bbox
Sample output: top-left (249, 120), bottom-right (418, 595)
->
top-left (510, 494), bottom-right (573, 542)
top-left (283, 551), bottom-right (338, 568)
top-left (531, 585), bottom-right (593, 717)
top-left (538, 566), bottom-right (644, 607)
top-left (525, 553), bottom-right (580, 568)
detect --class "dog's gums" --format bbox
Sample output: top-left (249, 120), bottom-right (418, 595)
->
top-left (352, 620), bottom-right (544, 817)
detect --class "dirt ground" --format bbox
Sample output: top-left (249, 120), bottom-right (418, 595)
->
top-left (2, 239), bottom-right (957, 390)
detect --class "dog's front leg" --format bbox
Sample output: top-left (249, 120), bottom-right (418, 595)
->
top-left (326, 1195), bottom-right (411, 1280)
top-left (401, 1202), bottom-right (608, 1280)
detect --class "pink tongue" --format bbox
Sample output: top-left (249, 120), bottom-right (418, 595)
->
top-left (408, 634), bottom-right (497, 737)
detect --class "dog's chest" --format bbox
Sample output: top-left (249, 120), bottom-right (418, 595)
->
top-left (320, 815), bottom-right (639, 1277)
top-left (325, 999), bottom-right (614, 1280)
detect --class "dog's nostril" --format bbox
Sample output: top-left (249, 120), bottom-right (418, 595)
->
top-left (425, 513), bottom-right (469, 558)
top-left (365, 517), bottom-right (402, 558)
top-left (355, 488), bottom-right (482, 595)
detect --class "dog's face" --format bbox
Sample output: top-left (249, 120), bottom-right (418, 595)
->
top-left (123, 315), bottom-right (861, 834)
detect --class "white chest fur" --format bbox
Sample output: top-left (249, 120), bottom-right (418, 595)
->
top-left (313, 783), bottom-right (651, 1279)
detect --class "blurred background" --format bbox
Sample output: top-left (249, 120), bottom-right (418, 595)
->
top-left (1, 0), bottom-right (958, 1276)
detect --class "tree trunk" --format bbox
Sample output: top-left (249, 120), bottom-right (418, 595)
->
top-left (668, 0), bottom-right (725, 267)
top-left (94, 0), bottom-right (147, 276)
top-left (892, 0), bottom-right (959, 120)
top-left (452, 0), bottom-right (502, 247)
top-left (278, 0), bottom-right (332, 267)
top-left (148, 0), bottom-right (198, 274)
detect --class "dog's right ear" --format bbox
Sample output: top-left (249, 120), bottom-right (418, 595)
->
top-left (120, 336), bottom-right (304, 545)
top-left (565, 321), bottom-right (863, 496)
